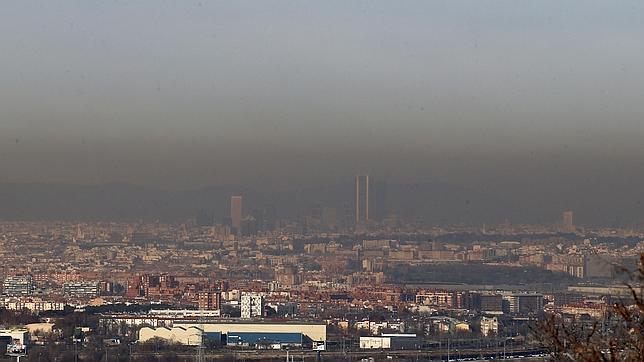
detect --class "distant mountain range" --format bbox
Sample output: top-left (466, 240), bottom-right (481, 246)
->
top-left (0, 182), bottom-right (641, 227)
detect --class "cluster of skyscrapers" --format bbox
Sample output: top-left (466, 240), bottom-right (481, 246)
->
top-left (354, 174), bottom-right (389, 227)
top-left (225, 174), bottom-right (383, 235)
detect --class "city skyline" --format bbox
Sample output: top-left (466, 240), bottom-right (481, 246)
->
top-left (2, 2), bottom-right (644, 228)
top-left (1, 2), bottom-right (643, 360)
top-left (0, 178), bottom-right (635, 228)
top-left (1, 2), bottom-right (644, 195)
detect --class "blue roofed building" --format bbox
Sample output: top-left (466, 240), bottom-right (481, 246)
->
top-left (173, 321), bottom-right (326, 343)
top-left (203, 331), bottom-right (223, 346)
top-left (226, 332), bottom-right (305, 349)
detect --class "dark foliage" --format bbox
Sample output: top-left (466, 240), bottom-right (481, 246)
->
top-left (535, 254), bottom-right (644, 361)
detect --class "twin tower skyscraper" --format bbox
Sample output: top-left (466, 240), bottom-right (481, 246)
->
top-left (229, 175), bottom-right (381, 233)
top-left (355, 174), bottom-right (387, 228)
top-left (355, 174), bottom-right (370, 226)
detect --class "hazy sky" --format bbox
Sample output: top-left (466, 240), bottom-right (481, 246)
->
top-left (2, 1), bottom-right (644, 191)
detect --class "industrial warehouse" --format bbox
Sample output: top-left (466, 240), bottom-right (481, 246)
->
top-left (359, 334), bottom-right (420, 350)
top-left (138, 321), bottom-right (326, 350)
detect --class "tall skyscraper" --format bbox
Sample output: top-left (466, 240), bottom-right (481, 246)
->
top-left (230, 196), bottom-right (242, 233)
top-left (562, 210), bottom-right (574, 232)
top-left (355, 175), bottom-right (370, 225)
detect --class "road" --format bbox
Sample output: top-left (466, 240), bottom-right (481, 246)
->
top-left (131, 347), bottom-right (549, 361)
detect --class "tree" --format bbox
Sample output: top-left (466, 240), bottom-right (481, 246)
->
top-left (535, 253), bottom-right (644, 361)
top-left (0, 308), bottom-right (40, 325)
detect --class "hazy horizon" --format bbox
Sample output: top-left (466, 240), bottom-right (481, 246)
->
top-left (2, 1), bottom-right (644, 224)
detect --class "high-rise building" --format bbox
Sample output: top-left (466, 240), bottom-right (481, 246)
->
top-left (355, 175), bottom-right (371, 225)
top-left (505, 293), bottom-right (544, 314)
top-left (469, 293), bottom-right (503, 312)
top-left (240, 293), bottom-right (264, 319)
top-left (63, 281), bottom-right (99, 297)
top-left (198, 291), bottom-right (221, 310)
top-left (2, 276), bottom-right (33, 296)
top-left (230, 196), bottom-right (242, 234)
top-left (562, 211), bottom-right (574, 232)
